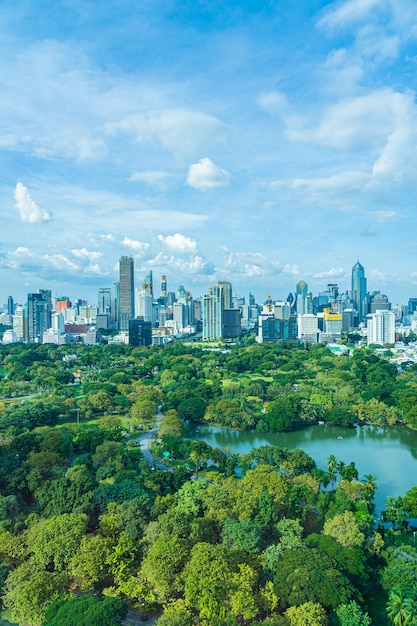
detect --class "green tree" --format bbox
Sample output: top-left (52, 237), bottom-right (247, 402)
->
top-left (156, 599), bottom-right (194, 626)
top-left (140, 534), bottom-right (189, 602)
top-left (386, 589), bottom-right (417, 625)
top-left (69, 535), bottom-right (113, 591)
top-left (323, 511), bottom-right (365, 548)
top-left (336, 600), bottom-right (373, 626)
top-left (3, 561), bottom-right (68, 626)
top-left (27, 513), bottom-right (88, 571)
top-left (43, 595), bottom-right (128, 626)
top-left (284, 601), bottom-right (327, 626)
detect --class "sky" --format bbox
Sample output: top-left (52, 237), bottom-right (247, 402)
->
top-left (1, 0), bottom-right (417, 306)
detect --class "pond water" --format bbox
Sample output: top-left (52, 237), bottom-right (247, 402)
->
top-left (186, 423), bottom-right (417, 515)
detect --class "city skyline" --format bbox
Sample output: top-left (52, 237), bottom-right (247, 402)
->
top-left (1, 1), bottom-right (417, 304)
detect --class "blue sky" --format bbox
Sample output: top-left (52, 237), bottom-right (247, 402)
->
top-left (1, 0), bottom-right (417, 306)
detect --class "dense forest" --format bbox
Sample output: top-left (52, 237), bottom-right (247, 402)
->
top-left (0, 339), bottom-right (417, 625)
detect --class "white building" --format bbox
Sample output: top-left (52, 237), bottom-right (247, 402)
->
top-left (367, 309), bottom-right (395, 345)
top-left (298, 314), bottom-right (320, 342)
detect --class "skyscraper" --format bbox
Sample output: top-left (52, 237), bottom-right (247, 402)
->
top-left (202, 285), bottom-right (223, 340)
top-left (142, 270), bottom-right (153, 297)
top-left (367, 309), bottom-right (395, 345)
top-left (296, 281), bottom-right (308, 315)
top-left (119, 256), bottom-right (134, 331)
top-left (218, 281), bottom-right (232, 310)
top-left (351, 261), bottom-right (367, 322)
top-left (161, 275), bottom-right (167, 300)
top-left (27, 290), bottom-right (52, 343)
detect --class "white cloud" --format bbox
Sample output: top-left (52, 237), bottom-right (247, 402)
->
top-left (318, 0), bottom-right (385, 29)
top-left (373, 210), bottom-right (401, 222)
top-left (106, 109), bottom-right (228, 158)
top-left (14, 182), bottom-right (53, 224)
top-left (157, 233), bottom-right (198, 253)
top-left (122, 237), bottom-right (150, 253)
top-left (369, 268), bottom-right (387, 281)
top-left (71, 248), bottom-right (102, 261)
top-left (186, 158), bottom-right (230, 191)
top-left (313, 267), bottom-right (346, 279)
top-left (129, 170), bottom-right (172, 188)
top-left (288, 89), bottom-right (399, 149)
top-left (147, 252), bottom-right (209, 274)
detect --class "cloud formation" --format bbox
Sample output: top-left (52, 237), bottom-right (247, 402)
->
top-left (157, 233), bottom-right (198, 253)
top-left (122, 237), bottom-right (150, 253)
top-left (186, 158), bottom-right (230, 191)
top-left (14, 183), bottom-right (53, 224)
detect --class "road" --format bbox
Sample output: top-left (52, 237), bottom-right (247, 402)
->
top-left (134, 408), bottom-right (165, 470)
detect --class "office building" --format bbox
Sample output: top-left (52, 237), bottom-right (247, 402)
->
top-left (27, 291), bottom-right (52, 343)
top-left (351, 261), bottom-right (367, 322)
top-left (129, 318), bottom-right (152, 346)
top-left (119, 256), bottom-right (134, 331)
top-left (367, 310), bottom-right (395, 345)
top-left (13, 305), bottom-right (28, 342)
top-left (202, 285), bottom-right (223, 341)
top-left (298, 313), bottom-right (320, 342)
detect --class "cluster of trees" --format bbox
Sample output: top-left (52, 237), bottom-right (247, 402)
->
top-left (0, 341), bottom-right (417, 624)
top-left (1, 339), bottom-right (417, 434)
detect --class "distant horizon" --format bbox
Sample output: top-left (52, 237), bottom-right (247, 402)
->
top-left (2, 257), bottom-right (414, 310)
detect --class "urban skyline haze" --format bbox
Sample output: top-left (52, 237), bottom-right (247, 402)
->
top-left (1, 0), bottom-right (417, 304)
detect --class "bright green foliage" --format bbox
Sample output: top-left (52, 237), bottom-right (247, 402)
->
top-left (27, 513), bottom-right (88, 571)
top-left (335, 600), bottom-right (373, 626)
top-left (184, 542), bottom-right (259, 621)
top-left (140, 534), bottom-right (189, 602)
top-left (285, 601), bottom-right (328, 625)
top-left (69, 535), bottom-right (113, 590)
top-left (386, 589), bottom-right (417, 625)
top-left (3, 561), bottom-right (68, 626)
top-left (156, 599), bottom-right (194, 626)
top-left (43, 595), bottom-right (128, 626)
top-left (323, 511), bottom-right (365, 548)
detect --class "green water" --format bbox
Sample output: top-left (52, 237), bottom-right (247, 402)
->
top-left (186, 423), bottom-right (417, 514)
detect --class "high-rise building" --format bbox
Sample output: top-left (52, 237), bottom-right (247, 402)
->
top-left (367, 310), bottom-right (395, 345)
top-left (111, 281), bottom-right (119, 329)
top-left (351, 261), bottom-right (367, 322)
top-left (13, 305), bottom-right (28, 342)
top-left (98, 288), bottom-right (111, 315)
top-left (202, 285), bottom-right (223, 341)
top-left (56, 297), bottom-right (71, 313)
top-left (119, 256), bottom-right (134, 331)
top-left (135, 288), bottom-right (153, 322)
top-left (142, 270), bottom-right (153, 297)
top-left (27, 291), bottom-right (52, 343)
top-left (369, 292), bottom-right (391, 313)
top-left (218, 281), bottom-right (232, 310)
top-left (161, 275), bottom-right (167, 300)
top-left (296, 281), bottom-right (308, 315)
top-left (128, 319), bottom-right (152, 346)
top-left (7, 296), bottom-right (14, 315)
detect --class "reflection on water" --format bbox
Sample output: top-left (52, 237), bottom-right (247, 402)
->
top-left (186, 423), bottom-right (417, 514)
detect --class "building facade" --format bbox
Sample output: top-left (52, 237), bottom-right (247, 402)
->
top-left (119, 256), bottom-right (134, 331)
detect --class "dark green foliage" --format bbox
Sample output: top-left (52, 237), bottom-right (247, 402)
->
top-left (93, 480), bottom-right (148, 513)
top-left (43, 595), bottom-right (128, 626)
top-left (273, 548), bottom-right (356, 610)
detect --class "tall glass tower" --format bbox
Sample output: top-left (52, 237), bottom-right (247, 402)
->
top-left (119, 256), bottom-right (134, 331)
top-left (351, 261), bottom-right (367, 322)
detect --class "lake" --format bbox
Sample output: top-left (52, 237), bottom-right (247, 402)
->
top-left (186, 423), bottom-right (417, 515)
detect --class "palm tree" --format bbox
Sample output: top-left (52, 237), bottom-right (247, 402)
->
top-left (326, 454), bottom-right (338, 490)
top-left (387, 589), bottom-right (416, 625)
